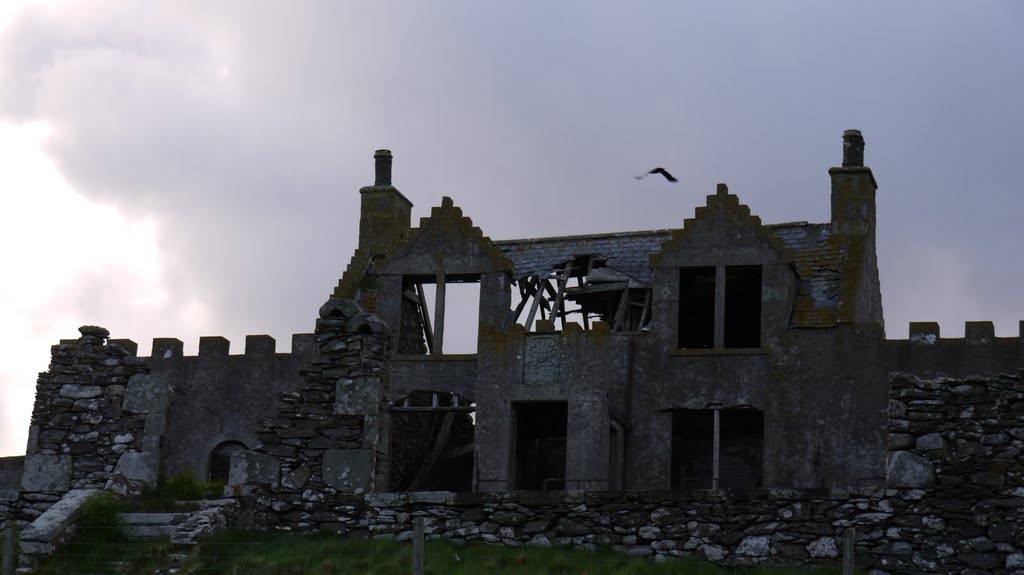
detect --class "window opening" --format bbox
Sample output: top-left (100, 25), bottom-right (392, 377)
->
top-left (389, 391), bottom-right (475, 492)
top-left (678, 267), bottom-right (716, 348)
top-left (208, 440), bottom-right (248, 484)
top-left (513, 401), bottom-right (567, 490)
top-left (400, 274), bottom-right (480, 354)
top-left (671, 407), bottom-right (763, 491)
top-left (724, 266), bottom-right (761, 348)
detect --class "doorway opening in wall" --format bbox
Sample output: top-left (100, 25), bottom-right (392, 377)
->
top-left (388, 391), bottom-right (475, 492)
top-left (512, 401), bottom-right (567, 491)
top-left (670, 407), bottom-right (763, 491)
top-left (400, 274), bottom-right (480, 355)
top-left (207, 441), bottom-right (248, 483)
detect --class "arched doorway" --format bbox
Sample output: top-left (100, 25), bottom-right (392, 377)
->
top-left (207, 440), bottom-right (248, 484)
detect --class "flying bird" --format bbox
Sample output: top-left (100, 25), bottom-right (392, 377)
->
top-left (635, 167), bottom-right (678, 183)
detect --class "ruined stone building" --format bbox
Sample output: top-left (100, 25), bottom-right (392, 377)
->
top-left (3, 130), bottom-right (1022, 571)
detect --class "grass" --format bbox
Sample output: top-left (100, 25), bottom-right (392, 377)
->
top-left (121, 472), bottom-right (226, 512)
top-left (31, 529), bottom-right (852, 575)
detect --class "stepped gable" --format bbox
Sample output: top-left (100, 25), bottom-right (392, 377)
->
top-left (380, 196), bottom-right (510, 275)
top-left (652, 183), bottom-right (789, 264)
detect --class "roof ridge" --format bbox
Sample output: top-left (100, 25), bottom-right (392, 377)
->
top-left (494, 229), bottom-right (676, 245)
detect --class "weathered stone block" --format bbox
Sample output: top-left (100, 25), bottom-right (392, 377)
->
top-left (113, 451), bottom-right (158, 486)
top-left (915, 433), bottom-right (945, 451)
top-left (806, 536), bottom-right (838, 558)
top-left (141, 413), bottom-right (166, 452)
top-left (21, 454), bottom-right (72, 492)
top-left (735, 535), bottom-right (770, 557)
top-left (19, 488), bottom-right (100, 563)
top-left (886, 451), bottom-right (935, 488)
top-left (123, 374), bottom-right (171, 414)
top-left (322, 449), bottom-right (373, 492)
top-left (335, 379), bottom-right (379, 415)
top-left (228, 451), bottom-right (280, 488)
top-left (523, 334), bottom-right (561, 385)
top-left (58, 385), bottom-right (103, 399)
top-left (281, 464), bottom-right (312, 490)
top-left (320, 299), bottom-right (362, 320)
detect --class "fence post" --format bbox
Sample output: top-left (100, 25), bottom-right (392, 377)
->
top-left (2, 524), bottom-right (13, 575)
top-left (842, 527), bottom-right (855, 575)
top-left (412, 516), bottom-right (424, 575)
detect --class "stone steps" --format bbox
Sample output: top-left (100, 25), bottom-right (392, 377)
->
top-left (119, 512), bottom-right (191, 538)
top-left (117, 499), bottom-right (235, 545)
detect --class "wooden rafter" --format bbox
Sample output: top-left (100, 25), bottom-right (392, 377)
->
top-left (415, 283), bottom-right (434, 354)
top-left (612, 287), bottom-right (631, 332)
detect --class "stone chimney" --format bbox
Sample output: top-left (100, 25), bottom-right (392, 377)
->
top-left (829, 129), bottom-right (883, 327)
top-left (374, 149), bottom-right (393, 186)
top-left (842, 129), bottom-right (865, 167)
top-left (358, 148), bottom-right (412, 257)
top-left (830, 129), bottom-right (877, 232)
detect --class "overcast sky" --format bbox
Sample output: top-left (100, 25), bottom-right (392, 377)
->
top-left (1, 1), bottom-right (1022, 457)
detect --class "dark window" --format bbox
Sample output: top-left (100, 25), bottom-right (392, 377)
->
top-left (513, 402), bottom-right (567, 490)
top-left (724, 266), bottom-right (761, 348)
top-left (670, 408), bottom-right (763, 491)
top-left (678, 267), bottom-right (716, 348)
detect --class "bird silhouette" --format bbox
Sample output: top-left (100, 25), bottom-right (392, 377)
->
top-left (635, 167), bottom-right (678, 183)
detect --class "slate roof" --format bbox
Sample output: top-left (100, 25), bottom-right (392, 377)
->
top-left (494, 222), bottom-right (846, 328)
top-left (494, 230), bottom-right (674, 285)
top-left (765, 222), bottom-right (845, 328)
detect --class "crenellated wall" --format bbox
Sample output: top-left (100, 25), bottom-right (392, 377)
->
top-left (150, 332), bottom-right (316, 480)
top-left (888, 320), bottom-right (1024, 377)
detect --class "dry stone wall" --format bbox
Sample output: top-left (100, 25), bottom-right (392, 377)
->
top-left (10, 326), bottom-right (166, 525)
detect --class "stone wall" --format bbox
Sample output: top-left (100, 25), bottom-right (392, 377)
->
top-left (153, 333), bottom-right (314, 480)
top-left (235, 370), bottom-right (1023, 573)
top-left (235, 299), bottom-right (391, 505)
top-left (0, 456), bottom-right (23, 528)
top-left (9, 327), bottom-right (158, 526)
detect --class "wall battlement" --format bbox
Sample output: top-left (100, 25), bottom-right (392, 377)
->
top-left (59, 333), bottom-right (319, 361)
top-left (887, 321), bottom-right (1024, 378)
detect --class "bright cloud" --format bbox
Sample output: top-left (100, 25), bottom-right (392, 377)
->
top-left (0, 120), bottom-right (168, 455)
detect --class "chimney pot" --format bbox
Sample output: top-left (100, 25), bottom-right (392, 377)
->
top-left (842, 130), bottom-right (864, 167)
top-left (374, 149), bottom-right (393, 186)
